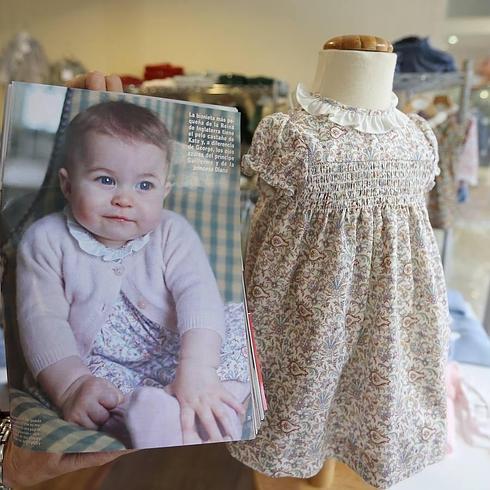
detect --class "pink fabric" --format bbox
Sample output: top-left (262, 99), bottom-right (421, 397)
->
top-left (456, 115), bottom-right (479, 186)
top-left (446, 362), bottom-right (460, 453)
top-left (103, 383), bottom-right (246, 448)
top-left (445, 361), bottom-right (490, 451)
top-left (17, 210), bottom-right (225, 378)
top-left (101, 387), bottom-right (183, 448)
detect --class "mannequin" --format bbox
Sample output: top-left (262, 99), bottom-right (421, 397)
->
top-left (310, 35), bottom-right (396, 110)
top-left (231, 34), bottom-right (448, 490)
top-left (253, 34), bottom-right (397, 490)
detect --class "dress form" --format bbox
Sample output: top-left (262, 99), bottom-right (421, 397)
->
top-left (311, 35), bottom-right (396, 111)
top-left (253, 34), bottom-right (396, 490)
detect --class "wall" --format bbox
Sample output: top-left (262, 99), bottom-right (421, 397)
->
top-left (0, 0), bottom-right (448, 91)
top-left (444, 17), bottom-right (490, 66)
top-left (447, 0), bottom-right (490, 17)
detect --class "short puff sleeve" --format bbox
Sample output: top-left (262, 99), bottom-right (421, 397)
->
top-left (409, 113), bottom-right (440, 192)
top-left (242, 112), bottom-right (307, 196)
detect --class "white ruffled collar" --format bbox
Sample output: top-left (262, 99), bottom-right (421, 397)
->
top-left (64, 208), bottom-right (150, 262)
top-left (295, 83), bottom-right (409, 134)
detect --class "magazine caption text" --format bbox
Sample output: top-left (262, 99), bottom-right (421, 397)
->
top-left (187, 112), bottom-right (236, 174)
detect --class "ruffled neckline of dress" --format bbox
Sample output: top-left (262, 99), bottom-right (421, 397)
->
top-left (295, 83), bottom-right (410, 134)
top-left (64, 208), bottom-right (150, 262)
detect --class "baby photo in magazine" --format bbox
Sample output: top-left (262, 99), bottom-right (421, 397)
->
top-left (0, 83), bottom-right (255, 452)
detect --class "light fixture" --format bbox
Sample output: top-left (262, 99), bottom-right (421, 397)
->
top-left (480, 90), bottom-right (489, 100)
top-left (448, 35), bottom-right (459, 45)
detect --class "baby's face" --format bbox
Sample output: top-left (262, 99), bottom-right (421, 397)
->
top-left (59, 131), bottom-right (170, 248)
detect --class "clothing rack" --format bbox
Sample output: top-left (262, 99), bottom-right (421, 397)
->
top-left (394, 72), bottom-right (466, 96)
top-left (394, 60), bottom-right (474, 121)
top-left (485, 283), bottom-right (490, 334)
top-left (135, 81), bottom-right (288, 119)
top-left (133, 81), bottom-right (289, 146)
top-left (394, 60), bottom-right (474, 271)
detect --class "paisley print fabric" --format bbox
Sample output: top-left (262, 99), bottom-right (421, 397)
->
top-left (87, 296), bottom-right (250, 393)
top-left (427, 115), bottom-right (467, 229)
top-left (228, 108), bottom-right (450, 489)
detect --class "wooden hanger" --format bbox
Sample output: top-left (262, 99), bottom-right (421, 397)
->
top-left (323, 35), bottom-right (393, 53)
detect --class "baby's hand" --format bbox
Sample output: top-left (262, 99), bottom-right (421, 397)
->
top-left (168, 361), bottom-right (245, 444)
top-left (58, 375), bottom-right (124, 430)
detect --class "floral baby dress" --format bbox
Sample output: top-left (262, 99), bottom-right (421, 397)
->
top-left (229, 85), bottom-right (451, 489)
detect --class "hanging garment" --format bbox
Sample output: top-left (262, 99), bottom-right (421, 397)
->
top-left (392, 36), bottom-right (457, 73)
top-left (229, 85), bottom-right (451, 489)
top-left (477, 115), bottom-right (490, 166)
top-left (455, 115), bottom-right (479, 187)
top-left (427, 115), bottom-right (466, 229)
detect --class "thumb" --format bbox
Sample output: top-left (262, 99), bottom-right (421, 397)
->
top-left (99, 386), bottom-right (124, 409)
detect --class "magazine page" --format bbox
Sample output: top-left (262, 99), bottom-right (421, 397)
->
top-left (0, 81), bottom-right (257, 452)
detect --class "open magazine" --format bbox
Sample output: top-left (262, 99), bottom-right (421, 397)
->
top-left (0, 81), bottom-right (265, 452)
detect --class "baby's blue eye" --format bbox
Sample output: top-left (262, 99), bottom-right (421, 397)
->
top-left (138, 181), bottom-right (154, 191)
top-left (97, 176), bottom-right (115, 186)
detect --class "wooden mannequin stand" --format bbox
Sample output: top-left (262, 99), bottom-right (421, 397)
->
top-left (323, 34), bottom-right (393, 52)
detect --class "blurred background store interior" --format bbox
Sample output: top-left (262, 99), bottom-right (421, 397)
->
top-left (1, 1), bottom-right (490, 489)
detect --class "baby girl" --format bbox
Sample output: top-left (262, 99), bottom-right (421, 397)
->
top-left (16, 100), bottom-right (249, 448)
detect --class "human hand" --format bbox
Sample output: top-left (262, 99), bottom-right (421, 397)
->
top-left (66, 70), bottom-right (123, 91)
top-left (167, 361), bottom-right (245, 444)
top-left (59, 374), bottom-right (124, 430)
top-left (2, 438), bottom-right (128, 488)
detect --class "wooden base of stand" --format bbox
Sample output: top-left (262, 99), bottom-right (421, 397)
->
top-left (253, 459), bottom-right (336, 490)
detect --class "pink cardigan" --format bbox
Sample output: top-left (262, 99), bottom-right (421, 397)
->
top-left (17, 210), bottom-right (225, 378)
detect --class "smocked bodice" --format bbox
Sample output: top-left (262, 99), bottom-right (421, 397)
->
top-left (242, 108), bottom-right (439, 211)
